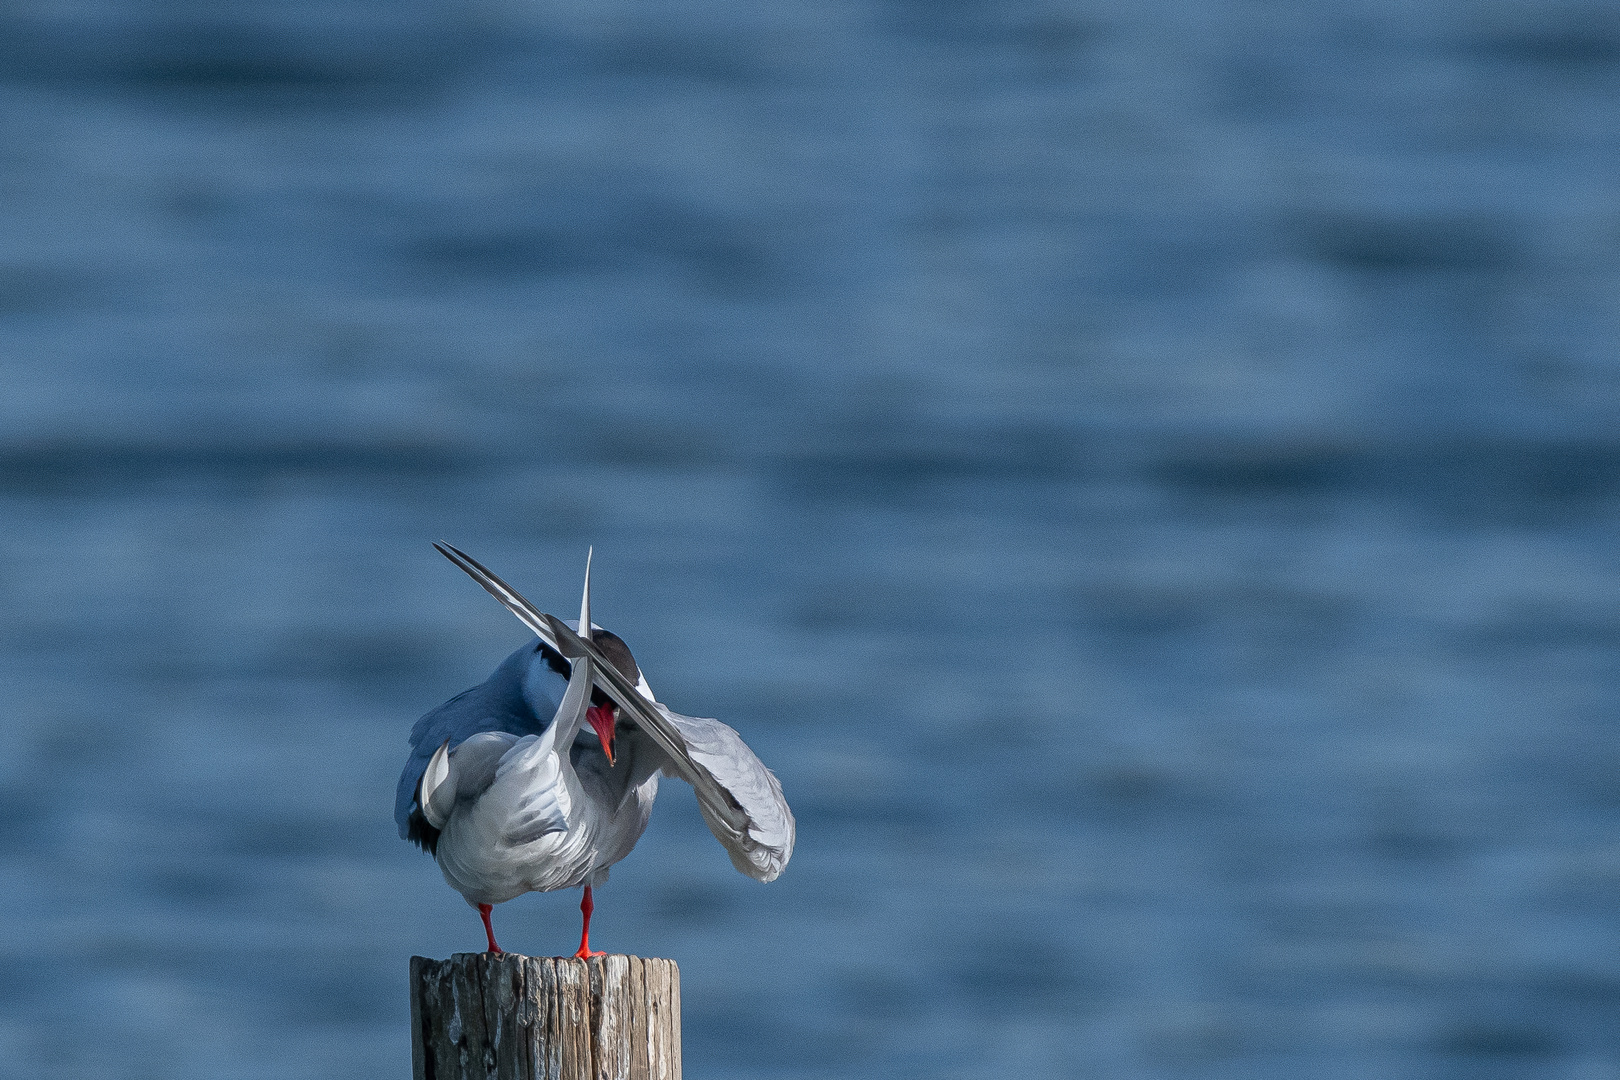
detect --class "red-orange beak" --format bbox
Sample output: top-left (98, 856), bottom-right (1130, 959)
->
top-left (586, 704), bottom-right (616, 765)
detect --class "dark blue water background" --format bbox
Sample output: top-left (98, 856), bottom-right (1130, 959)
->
top-left (2, 1), bottom-right (1619, 1076)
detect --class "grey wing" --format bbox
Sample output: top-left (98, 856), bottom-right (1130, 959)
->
top-left (395, 687), bottom-right (490, 839)
top-left (420, 731), bottom-right (525, 825)
top-left (493, 735), bottom-right (572, 845)
top-left (656, 705), bottom-right (795, 883)
top-left (428, 553), bottom-right (793, 881)
top-left (394, 645), bottom-right (568, 840)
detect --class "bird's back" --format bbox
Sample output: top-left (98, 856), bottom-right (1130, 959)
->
top-left (393, 641), bottom-right (571, 848)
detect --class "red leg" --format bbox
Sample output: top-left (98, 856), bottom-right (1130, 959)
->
top-left (572, 885), bottom-right (605, 959)
top-left (478, 903), bottom-right (503, 954)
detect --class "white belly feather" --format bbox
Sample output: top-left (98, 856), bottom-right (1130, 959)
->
top-left (430, 726), bottom-right (658, 907)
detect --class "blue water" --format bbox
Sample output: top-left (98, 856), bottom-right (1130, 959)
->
top-left (2, 1), bottom-right (1619, 1077)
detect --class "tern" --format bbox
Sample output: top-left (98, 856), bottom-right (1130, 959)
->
top-left (395, 544), bottom-right (794, 957)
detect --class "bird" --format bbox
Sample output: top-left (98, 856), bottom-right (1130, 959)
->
top-left (395, 543), bottom-right (794, 957)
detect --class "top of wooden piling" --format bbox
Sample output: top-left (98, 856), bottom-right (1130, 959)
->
top-left (411, 952), bottom-right (681, 1080)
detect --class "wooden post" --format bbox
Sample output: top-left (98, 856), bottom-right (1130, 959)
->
top-left (410, 953), bottom-right (680, 1080)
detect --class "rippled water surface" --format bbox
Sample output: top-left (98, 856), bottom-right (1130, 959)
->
top-left (2, 1), bottom-right (1620, 1077)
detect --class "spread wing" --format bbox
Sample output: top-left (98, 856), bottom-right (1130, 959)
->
top-left (434, 543), bottom-right (564, 652)
top-left (655, 706), bottom-right (795, 882)
top-left (435, 542), bottom-right (795, 883)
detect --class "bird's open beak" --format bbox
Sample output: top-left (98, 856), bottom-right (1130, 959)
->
top-left (587, 704), bottom-right (616, 765)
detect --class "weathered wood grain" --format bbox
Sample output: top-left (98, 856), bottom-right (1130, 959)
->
top-left (411, 954), bottom-right (681, 1080)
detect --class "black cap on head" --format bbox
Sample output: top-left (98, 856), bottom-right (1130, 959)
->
top-left (591, 628), bottom-right (640, 687)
